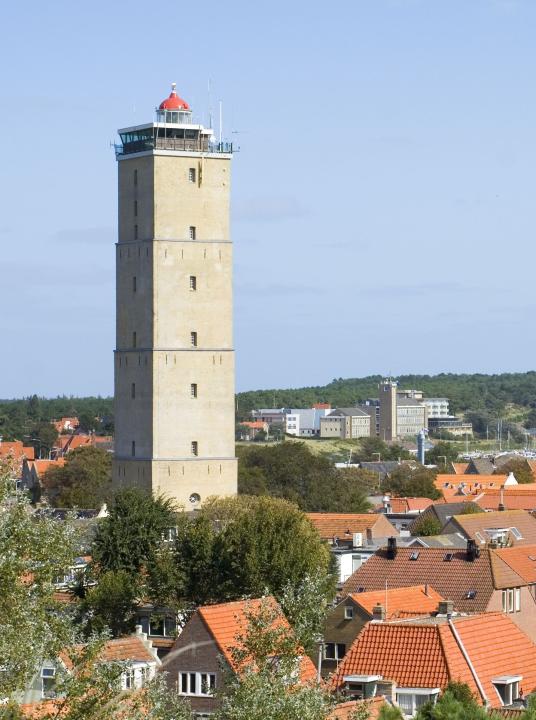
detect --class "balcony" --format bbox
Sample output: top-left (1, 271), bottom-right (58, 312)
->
top-left (116, 137), bottom-right (234, 157)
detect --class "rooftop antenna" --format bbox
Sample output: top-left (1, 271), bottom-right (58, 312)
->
top-left (219, 100), bottom-right (223, 144)
top-left (207, 78), bottom-right (213, 130)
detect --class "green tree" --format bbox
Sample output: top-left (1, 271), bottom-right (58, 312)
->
top-left (377, 705), bottom-right (403, 720)
top-left (237, 443), bottom-right (370, 512)
top-left (426, 442), bottom-right (459, 468)
top-left (28, 421), bottom-right (59, 457)
top-left (215, 598), bottom-right (335, 720)
top-left (382, 465), bottom-right (440, 500)
top-left (92, 489), bottom-right (177, 576)
top-left (0, 458), bottom-right (78, 697)
top-left (152, 496), bottom-right (334, 612)
top-left (44, 445), bottom-right (112, 508)
top-left (80, 570), bottom-right (138, 637)
top-left (279, 573), bottom-right (333, 654)
top-left (414, 682), bottom-right (501, 720)
top-left (494, 459), bottom-right (534, 484)
top-left (411, 514), bottom-right (442, 537)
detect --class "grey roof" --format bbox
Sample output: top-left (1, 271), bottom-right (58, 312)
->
top-left (408, 502), bottom-right (483, 534)
top-left (468, 458), bottom-right (495, 474)
top-left (396, 398), bottom-right (425, 407)
top-left (328, 407), bottom-right (370, 417)
top-left (408, 533), bottom-right (468, 549)
top-left (359, 461), bottom-right (400, 478)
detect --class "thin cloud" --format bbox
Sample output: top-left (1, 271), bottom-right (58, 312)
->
top-left (233, 196), bottom-right (308, 224)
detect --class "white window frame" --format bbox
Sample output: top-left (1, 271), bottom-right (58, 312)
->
top-left (344, 606), bottom-right (354, 620)
top-left (492, 677), bottom-right (521, 706)
top-left (324, 642), bottom-right (346, 661)
top-left (122, 663), bottom-right (151, 690)
top-left (395, 688), bottom-right (439, 717)
top-left (178, 671), bottom-right (216, 696)
top-left (41, 667), bottom-right (56, 699)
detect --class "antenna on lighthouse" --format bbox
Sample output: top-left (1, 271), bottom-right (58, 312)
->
top-left (219, 100), bottom-right (223, 144)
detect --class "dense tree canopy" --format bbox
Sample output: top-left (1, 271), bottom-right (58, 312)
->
top-left (92, 489), bottom-right (177, 576)
top-left (238, 443), bottom-right (372, 511)
top-left (494, 458), bottom-right (534, 484)
top-left (44, 445), bottom-right (112, 508)
top-left (381, 465), bottom-right (440, 500)
top-left (147, 495), bottom-right (335, 611)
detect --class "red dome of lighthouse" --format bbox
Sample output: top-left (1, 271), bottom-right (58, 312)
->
top-left (159, 83), bottom-right (190, 111)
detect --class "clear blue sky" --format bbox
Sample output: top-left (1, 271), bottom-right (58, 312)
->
top-left (1, 0), bottom-right (535, 397)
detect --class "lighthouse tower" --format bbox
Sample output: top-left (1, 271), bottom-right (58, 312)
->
top-left (113, 84), bottom-right (237, 507)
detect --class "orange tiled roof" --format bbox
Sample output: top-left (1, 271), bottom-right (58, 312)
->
top-left (0, 441), bottom-right (35, 461)
top-left (32, 458), bottom-right (65, 475)
top-left (387, 497), bottom-right (433, 514)
top-left (350, 585), bottom-right (444, 619)
top-left (435, 474), bottom-right (508, 502)
top-left (241, 421), bottom-right (267, 429)
top-left (476, 491), bottom-right (536, 512)
top-left (306, 513), bottom-right (381, 540)
top-left (333, 612), bottom-right (536, 707)
top-left (492, 544), bottom-right (536, 584)
top-left (198, 598), bottom-right (316, 682)
top-left (61, 636), bottom-right (156, 670)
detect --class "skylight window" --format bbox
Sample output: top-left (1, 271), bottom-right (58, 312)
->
top-left (444, 553), bottom-right (454, 562)
top-left (475, 532), bottom-right (485, 544)
top-left (510, 527), bottom-right (523, 540)
top-left (410, 551), bottom-right (420, 561)
top-left (466, 590), bottom-right (477, 600)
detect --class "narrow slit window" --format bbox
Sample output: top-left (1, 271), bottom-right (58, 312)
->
top-left (188, 167), bottom-right (196, 183)
top-left (189, 275), bottom-right (197, 291)
top-left (191, 441), bottom-right (198, 456)
top-left (134, 169), bottom-right (138, 186)
top-left (134, 224), bottom-right (138, 240)
top-left (134, 200), bottom-right (138, 216)
top-left (189, 226), bottom-right (196, 240)
top-left (131, 383), bottom-right (136, 399)
top-left (132, 331), bottom-right (137, 348)
top-left (131, 441), bottom-right (136, 457)
top-left (190, 331), bottom-right (197, 347)
top-left (191, 383), bottom-right (198, 398)
top-left (133, 276), bottom-right (137, 292)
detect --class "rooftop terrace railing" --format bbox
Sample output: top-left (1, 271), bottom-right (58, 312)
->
top-left (115, 138), bottom-right (234, 156)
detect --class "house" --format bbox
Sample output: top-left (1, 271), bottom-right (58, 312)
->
top-left (286, 407), bottom-right (331, 437)
top-left (0, 440), bottom-right (35, 462)
top-left (52, 417), bottom-right (80, 433)
top-left (407, 501), bottom-right (483, 535)
top-left (332, 611), bottom-right (536, 714)
top-left (163, 598), bottom-right (316, 715)
top-left (237, 420), bottom-right (268, 440)
top-left (306, 513), bottom-right (400, 584)
top-left (134, 603), bottom-right (179, 658)
top-left (434, 473), bottom-right (509, 502)
top-left (342, 540), bottom-right (536, 641)
top-left (475, 488), bottom-right (536, 512)
top-left (320, 408), bottom-right (373, 439)
top-left (441, 509), bottom-right (536, 547)
top-left (375, 496), bottom-right (434, 532)
top-left (20, 458), bottom-right (66, 502)
top-left (320, 586), bottom-right (444, 677)
top-left (451, 462), bottom-right (470, 475)
top-left (17, 629), bottom-right (160, 704)
top-left (466, 457), bottom-right (496, 475)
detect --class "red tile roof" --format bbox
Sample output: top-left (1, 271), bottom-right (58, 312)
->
top-left (306, 513), bottom-right (395, 540)
top-left (198, 598), bottom-right (316, 683)
top-left (350, 585), bottom-right (444, 619)
top-left (333, 613), bottom-right (536, 708)
top-left (330, 697), bottom-right (385, 719)
top-left (492, 544), bottom-right (536, 585)
top-left (0, 441), bottom-right (35, 461)
top-left (385, 497), bottom-right (434, 514)
top-left (435, 474), bottom-right (508, 501)
top-left (61, 635), bottom-right (156, 670)
top-left (31, 458), bottom-right (65, 475)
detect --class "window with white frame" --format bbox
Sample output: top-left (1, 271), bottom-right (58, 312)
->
top-left (41, 667), bottom-right (56, 698)
top-left (123, 664), bottom-right (150, 690)
top-left (493, 677), bottom-right (521, 706)
top-left (502, 588), bottom-right (521, 614)
top-left (324, 642), bottom-right (346, 661)
top-left (344, 606), bottom-right (354, 620)
top-left (179, 671), bottom-right (216, 696)
top-left (396, 689), bottom-right (439, 717)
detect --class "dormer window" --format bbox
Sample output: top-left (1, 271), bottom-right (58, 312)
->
top-left (492, 676), bottom-right (522, 706)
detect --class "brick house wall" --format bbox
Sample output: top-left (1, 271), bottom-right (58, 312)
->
top-left (163, 613), bottom-right (227, 714)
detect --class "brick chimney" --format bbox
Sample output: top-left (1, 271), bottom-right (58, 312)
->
top-left (437, 600), bottom-right (454, 616)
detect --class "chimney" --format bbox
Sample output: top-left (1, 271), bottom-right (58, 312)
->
top-left (372, 604), bottom-right (386, 621)
top-left (466, 538), bottom-right (480, 561)
top-left (498, 488), bottom-right (505, 512)
top-left (424, 583), bottom-right (429, 597)
top-left (387, 536), bottom-right (397, 559)
top-left (437, 600), bottom-right (454, 616)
